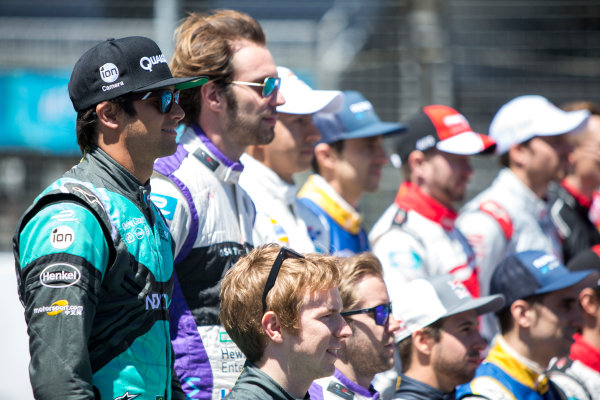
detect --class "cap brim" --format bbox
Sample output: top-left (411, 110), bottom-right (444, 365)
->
top-left (436, 131), bottom-right (496, 155)
top-left (534, 269), bottom-right (594, 296)
top-left (445, 293), bottom-right (505, 318)
top-left (534, 109), bottom-right (590, 137)
top-left (335, 121), bottom-right (406, 142)
top-left (134, 76), bottom-right (209, 92)
top-left (277, 90), bottom-right (344, 115)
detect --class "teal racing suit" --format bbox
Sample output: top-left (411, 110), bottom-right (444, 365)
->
top-left (13, 146), bottom-right (178, 400)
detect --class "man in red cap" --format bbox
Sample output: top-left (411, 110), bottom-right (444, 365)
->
top-left (370, 105), bottom-right (495, 298)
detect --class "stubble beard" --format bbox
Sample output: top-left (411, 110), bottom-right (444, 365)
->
top-left (223, 89), bottom-right (275, 148)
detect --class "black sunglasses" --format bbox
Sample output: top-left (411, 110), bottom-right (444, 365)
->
top-left (262, 246), bottom-right (304, 314)
top-left (130, 89), bottom-right (180, 113)
top-left (341, 302), bottom-right (392, 326)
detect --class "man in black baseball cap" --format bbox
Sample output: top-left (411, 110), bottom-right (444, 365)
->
top-left (13, 36), bottom-right (205, 399)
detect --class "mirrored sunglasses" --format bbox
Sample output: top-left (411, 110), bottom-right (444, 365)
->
top-left (341, 302), bottom-right (392, 326)
top-left (231, 76), bottom-right (281, 98)
top-left (131, 89), bottom-right (180, 113)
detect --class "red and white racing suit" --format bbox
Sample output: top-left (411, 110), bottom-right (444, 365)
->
top-left (370, 182), bottom-right (480, 298)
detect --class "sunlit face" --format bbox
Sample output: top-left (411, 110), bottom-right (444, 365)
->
top-left (331, 135), bottom-right (389, 203)
top-left (430, 310), bottom-right (487, 392)
top-left (421, 151), bottom-right (473, 207)
top-left (528, 284), bottom-right (585, 364)
top-left (124, 86), bottom-right (185, 168)
top-left (222, 41), bottom-right (284, 150)
top-left (265, 113), bottom-right (321, 182)
top-left (342, 275), bottom-right (401, 381)
top-left (522, 134), bottom-right (572, 186)
top-left (283, 287), bottom-right (352, 385)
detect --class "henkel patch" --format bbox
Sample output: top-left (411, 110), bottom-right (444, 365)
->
top-left (39, 263), bottom-right (81, 288)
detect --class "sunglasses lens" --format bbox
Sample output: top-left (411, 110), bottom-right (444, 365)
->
top-left (160, 91), bottom-right (173, 113)
top-left (263, 77), bottom-right (280, 97)
top-left (375, 304), bottom-right (390, 326)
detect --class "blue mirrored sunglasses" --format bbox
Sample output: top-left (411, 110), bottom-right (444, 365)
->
top-left (341, 302), bottom-right (392, 326)
top-left (231, 76), bottom-right (281, 98)
top-left (132, 89), bottom-right (180, 113)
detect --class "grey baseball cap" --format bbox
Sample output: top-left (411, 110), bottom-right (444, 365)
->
top-left (393, 274), bottom-right (505, 342)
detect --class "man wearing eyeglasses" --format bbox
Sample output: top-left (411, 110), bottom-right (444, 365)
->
top-left (149, 10), bottom-right (285, 399)
top-left (309, 252), bottom-right (400, 399)
top-left (240, 66), bottom-right (343, 252)
top-left (220, 244), bottom-right (352, 399)
top-left (390, 274), bottom-right (504, 399)
top-left (12, 36), bottom-right (206, 400)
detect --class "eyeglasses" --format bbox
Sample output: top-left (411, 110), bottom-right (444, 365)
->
top-left (341, 303), bottom-right (392, 326)
top-left (231, 76), bottom-right (281, 98)
top-left (262, 246), bottom-right (304, 314)
top-left (130, 89), bottom-right (180, 113)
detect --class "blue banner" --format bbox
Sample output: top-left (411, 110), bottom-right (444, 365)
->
top-left (0, 69), bottom-right (78, 155)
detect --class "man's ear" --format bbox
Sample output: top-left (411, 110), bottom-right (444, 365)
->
top-left (96, 101), bottom-right (122, 131)
top-left (407, 150), bottom-right (426, 181)
top-left (314, 143), bottom-right (336, 171)
top-left (412, 329), bottom-right (434, 356)
top-left (201, 81), bottom-right (225, 113)
top-left (579, 287), bottom-right (599, 316)
top-left (262, 311), bottom-right (284, 344)
top-left (511, 299), bottom-right (533, 328)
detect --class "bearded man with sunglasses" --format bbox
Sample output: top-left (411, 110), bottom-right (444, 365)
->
top-left (12, 36), bottom-right (206, 400)
top-left (220, 244), bottom-right (352, 399)
top-left (149, 10), bottom-right (285, 399)
top-left (309, 252), bottom-right (400, 399)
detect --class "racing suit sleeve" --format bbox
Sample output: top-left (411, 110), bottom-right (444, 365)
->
top-left (16, 201), bottom-right (110, 399)
top-left (455, 210), bottom-right (508, 295)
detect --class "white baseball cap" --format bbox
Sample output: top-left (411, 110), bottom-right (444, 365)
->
top-left (392, 274), bottom-right (504, 342)
top-left (276, 66), bottom-right (344, 115)
top-left (490, 95), bottom-right (590, 155)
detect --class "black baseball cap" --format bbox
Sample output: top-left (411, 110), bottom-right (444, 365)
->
top-left (68, 36), bottom-right (209, 112)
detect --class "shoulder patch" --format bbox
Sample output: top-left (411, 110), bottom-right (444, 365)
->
top-left (326, 381), bottom-right (354, 399)
top-left (193, 148), bottom-right (219, 171)
top-left (150, 193), bottom-right (178, 221)
top-left (392, 208), bottom-right (408, 226)
top-left (478, 200), bottom-right (513, 241)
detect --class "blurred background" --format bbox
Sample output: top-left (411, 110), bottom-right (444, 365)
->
top-left (0, 1), bottom-right (599, 398)
top-left (1, 0), bottom-right (600, 247)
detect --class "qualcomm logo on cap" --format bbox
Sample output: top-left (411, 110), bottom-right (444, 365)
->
top-left (139, 54), bottom-right (167, 72)
top-left (99, 63), bottom-right (119, 83)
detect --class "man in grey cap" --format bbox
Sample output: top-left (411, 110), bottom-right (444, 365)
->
top-left (297, 90), bottom-right (405, 256)
top-left (390, 274), bottom-right (504, 399)
top-left (240, 66), bottom-right (343, 252)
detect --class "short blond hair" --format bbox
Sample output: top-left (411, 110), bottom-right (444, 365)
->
top-left (337, 252), bottom-right (383, 312)
top-left (219, 244), bottom-right (340, 362)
